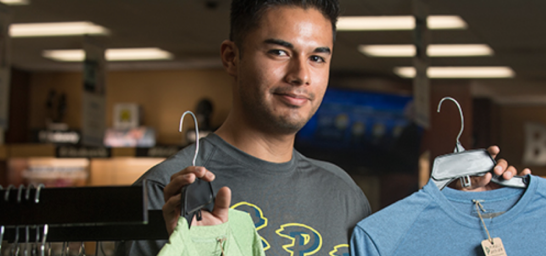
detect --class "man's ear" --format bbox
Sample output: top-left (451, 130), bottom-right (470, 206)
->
top-left (220, 40), bottom-right (238, 77)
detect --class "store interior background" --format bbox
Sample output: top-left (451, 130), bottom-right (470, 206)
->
top-left (2, 0), bottom-right (546, 227)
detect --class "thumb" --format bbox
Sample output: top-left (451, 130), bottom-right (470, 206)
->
top-left (212, 186), bottom-right (231, 223)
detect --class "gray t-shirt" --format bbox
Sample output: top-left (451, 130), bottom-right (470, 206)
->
top-left (117, 133), bottom-right (371, 256)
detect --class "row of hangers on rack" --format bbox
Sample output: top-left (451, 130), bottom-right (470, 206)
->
top-left (1, 184), bottom-right (48, 256)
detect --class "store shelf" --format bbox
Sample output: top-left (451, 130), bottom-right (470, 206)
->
top-left (8, 144), bottom-right (56, 158)
top-left (111, 147), bottom-right (136, 157)
top-left (0, 144), bottom-right (181, 159)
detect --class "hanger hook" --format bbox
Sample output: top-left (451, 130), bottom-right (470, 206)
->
top-left (5, 184), bottom-right (15, 201)
top-left (34, 225), bottom-right (40, 256)
top-left (0, 187), bottom-right (3, 253)
top-left (17, 184), bottom-right (25, 204)
top-left (35, 184), bottom-right (45, 204)
top-left (78, 242), bottom-right (86, 256)
top-left (40, 225), bottom-right (48, 256)
top-left (12, 226), bottom-right (20, 256)
top-left (0, 226), bottom-right (4, 253)
top-left (437, 97), bottom-right (465, 152)
top-left (25, 184), bottom-right (35, 201)
top-left (179, 111), bottom-right (200, 166)
top-left (25, 226), bottom-right (30, 256)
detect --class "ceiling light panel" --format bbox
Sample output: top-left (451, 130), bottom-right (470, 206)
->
top-left (394, 67), bottom-right (515, 79)
top-left (106, 48), bottom-right (173, 61)
top-left (0, 0), bottom-right (29, 5)
top-left (43, 50), bottom-right (84, 62)
top-left (43, 48), bottom-right (173, 62)
top-left (10, 22), bottom-right (109, 37)
top-left (359, 44), bottom-right (493, 57)
top-left (337, 15), bottom-right (467, 31)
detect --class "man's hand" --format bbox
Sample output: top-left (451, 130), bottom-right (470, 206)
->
top-left (449, 145), bottom-right (531, 191)
top-left (162, 166), bottom-right (232, 235)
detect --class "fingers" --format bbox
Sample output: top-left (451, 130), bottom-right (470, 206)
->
top-left (163, 166), bottom-right (215, 203)
top-left (493, 158), bottom-right (508, 176)
top-left (493, 158), bottom-right (519, 180)
top-left (212, 187), bottom-right (232, 223)
top-left (486, 145), bottom-right (500, 159)
top-left (162, 193), bottom-right (182, 235)
top-left (520, 168), bottom-right (532, 176)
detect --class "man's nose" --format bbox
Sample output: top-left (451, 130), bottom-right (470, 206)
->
top-left (285, 57), bottom-right (310, 86)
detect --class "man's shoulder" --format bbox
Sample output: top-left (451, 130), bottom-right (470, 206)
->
top-left (295, 151), bottom-right (360, 188)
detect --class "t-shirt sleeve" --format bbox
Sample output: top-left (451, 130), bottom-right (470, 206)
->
top-left (157, 217), bottom-right (188, 256)
top-left (350, 226), bottom-right (381, 256)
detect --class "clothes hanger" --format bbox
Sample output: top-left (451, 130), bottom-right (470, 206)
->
top-left (11, 226), bottom-right (20, 256)
top-left (431, 97), bottom-right (528, 190)
top-left (40, 225), bottom-right (48, 256)
top-left (0, 186), bottom-right (4, 253)
top-left (0, 224), bottom-right (4, 254)
top-left (178, 111), bottom-right (215, 228)
top-left (77, 242), bottom-right (86, 256)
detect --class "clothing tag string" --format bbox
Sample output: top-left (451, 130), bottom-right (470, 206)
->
top-left (473, 200), bottom-right (493, 243)
top-left (217, 237), bottom-right (226, 256)
top-left (473, 200), bottom-right (508, 256)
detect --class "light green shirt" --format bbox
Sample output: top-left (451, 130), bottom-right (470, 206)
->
top-left (158, 209), bottom-right (265, 256)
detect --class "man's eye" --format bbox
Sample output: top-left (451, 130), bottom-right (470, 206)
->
top-left (310, 55), bottom-right (325, 63)
top-left (269, 50), bottom-right (288, 56)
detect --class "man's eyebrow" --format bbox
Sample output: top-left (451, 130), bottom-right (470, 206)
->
top-left (264, 39), bottom-right (331, 54)
top-left (264, 39), bottom-right (293, 49)
top-left (314, 47), bottom-right (331, 55)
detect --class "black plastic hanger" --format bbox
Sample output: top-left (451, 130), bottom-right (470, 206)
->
top-left (431, 97), bottom-right (528, 190)
top-left (178, 111), bottom-right (215, 228)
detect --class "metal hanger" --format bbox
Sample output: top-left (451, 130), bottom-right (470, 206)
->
top-left (11, 226), bottom-right (20, 256)
top-left (431, 97), bottom-right (528, 190)
top-left (23, 185), bottom-right (35, 256)
top-left (24, 226), bottom-right (30, 256)
top-left (0, 185), bottom-right (4, 253)
top-left (179, 111), bottom-right (201, 166)
top-left (77, 242), bottom-right (86, 256)
top-left (178, 110), bottom-right (215, 228)
top-left (40, 225), bottom-right (48, 256)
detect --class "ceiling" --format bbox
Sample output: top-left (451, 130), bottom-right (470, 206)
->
top-left (5, 0), bottom-right (546, 89)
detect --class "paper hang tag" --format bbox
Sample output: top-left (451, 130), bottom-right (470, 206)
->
top-left (481, 238), bottom-right (507, 256)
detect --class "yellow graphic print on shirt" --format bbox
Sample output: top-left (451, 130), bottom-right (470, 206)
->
top-left (231, 202), bottom-right (271, 251)
top-left (276, 223), bottom-right (322, 256)
top-left (329, 244), bottom-right (349, 256)
top-left (233, 201), bottom-right (348, 255)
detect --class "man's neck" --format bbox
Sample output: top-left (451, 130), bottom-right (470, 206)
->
top-left (214, 117), bottom-right (296, 163)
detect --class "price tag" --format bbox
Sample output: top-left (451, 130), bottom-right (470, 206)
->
top-left (481, 237), bottom-right (507, 256)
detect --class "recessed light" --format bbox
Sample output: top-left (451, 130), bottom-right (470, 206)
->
top-left (43, 48), bottom-right (174, 62)
top-left (42, 50), bottom-right (84, 62)
top-left (0, 0), bottom-right (29, 5)
top-left (394, 67), bottom-right (515, 79)
top-left (337, 15), bottom-right (467, 31)
top-left (10, 22), bottom-right (109, 37)
top-left (359, 44), bottom-right (493, 57)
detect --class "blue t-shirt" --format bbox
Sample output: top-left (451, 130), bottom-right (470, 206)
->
top-left (351, 175), bottom-right (546, 255)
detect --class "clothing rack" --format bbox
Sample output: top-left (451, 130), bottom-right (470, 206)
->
top-left (0, 181), bottom-right (169, 242)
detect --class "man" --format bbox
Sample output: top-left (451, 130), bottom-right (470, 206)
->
top-left (118, 0), bottom-right (528, 255)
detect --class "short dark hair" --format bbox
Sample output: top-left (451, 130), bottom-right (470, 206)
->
top-left (229, 0), bottom-right (340, 47)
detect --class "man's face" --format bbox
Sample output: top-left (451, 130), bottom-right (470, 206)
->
top-left (234, 6), bottom-right (333, 135)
